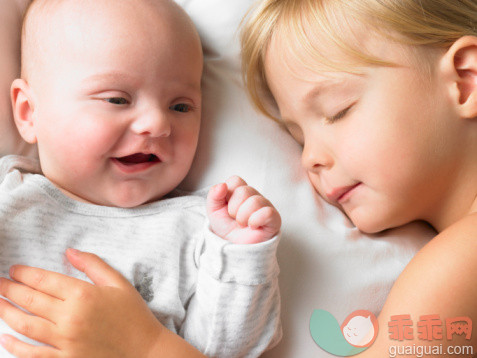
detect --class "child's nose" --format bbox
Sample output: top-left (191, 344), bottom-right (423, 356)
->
top-left (130, 109), bottom-right (171, 138)
top-left (301, 140), bottom-right (333, 172)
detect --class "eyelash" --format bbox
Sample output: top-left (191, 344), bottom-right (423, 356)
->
top-left (326, 103), bottom-right (355, 123)
top-left (104, 97), bottom-right (129, 105)
top-left (102, 98), bottom-right (194, 114)
top-left (169, 103), bottom-right (193, 113)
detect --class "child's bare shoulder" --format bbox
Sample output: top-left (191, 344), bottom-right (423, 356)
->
top-left (363, 214), bottom-right (477, 357)
top-left (439, 212), bottom-right (477, 240)
top-left (388, 212), bottom-right (477, 307)
top-left (426, 212), bottom-right (477, 267)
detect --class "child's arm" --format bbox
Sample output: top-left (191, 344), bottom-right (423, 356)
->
top-left (0, 249), bottom-right (206, 358)
top-left (361, 213), bottom-right (477, 357)
top-left (179, 176), bottom-right (282, 357)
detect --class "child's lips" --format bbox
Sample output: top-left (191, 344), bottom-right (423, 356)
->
top-left (115, 153), bottom-right (160, 165)
top-left (111, 153), bottom-right (161, 173)
top-left (326, 183), bottom-right (362, 204)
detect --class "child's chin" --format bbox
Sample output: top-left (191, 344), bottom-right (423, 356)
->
top-left (351, 216), bottom-right (391, 234)
top-left (345, 205), bottom-right (399, 234)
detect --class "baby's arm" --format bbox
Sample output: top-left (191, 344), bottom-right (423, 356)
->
top-left (361, 213), bottom-right (477, 357)
top-left (0, 249), bottom-right (205, 358)
top-left (0, 177), bottom-right (282, 358)
top-left (180, 176), bottom-right (282, 357)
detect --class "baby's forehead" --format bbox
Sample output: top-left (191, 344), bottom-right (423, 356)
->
top-left (22, 0), bottom-right (200, 80)
top-left (25, 0), bottom-right (181, 38)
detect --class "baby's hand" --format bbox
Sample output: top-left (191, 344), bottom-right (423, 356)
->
top-left (0, 249), bottom-right (164, 358)
top-left (207, 176), bottom-right (281, 244)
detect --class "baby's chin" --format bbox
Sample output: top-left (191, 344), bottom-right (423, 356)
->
top-left (347, 210), bottom-right (395, 234)
top-left (354, 222), bottom-right (389, 234)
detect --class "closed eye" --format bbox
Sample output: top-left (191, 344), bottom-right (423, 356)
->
top-left (104, 97), bottom-right (129, 105)
top-left (169, 103), bottom-right (192, 113)
top-left (326, 102), bottom-right (355, 124)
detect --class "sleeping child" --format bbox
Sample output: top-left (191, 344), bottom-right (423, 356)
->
top-left (0, 0), bottom-right (282, 357)
top-left (240, 0), bottom-right (476, 355)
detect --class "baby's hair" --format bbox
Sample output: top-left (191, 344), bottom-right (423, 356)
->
top-left (240, 0), bottom-right (477, 119)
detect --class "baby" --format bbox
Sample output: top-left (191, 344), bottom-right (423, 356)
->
top-left (241, 0), bottom-right (476, 356)
top-left (0, 0), bottom-right (281, 357)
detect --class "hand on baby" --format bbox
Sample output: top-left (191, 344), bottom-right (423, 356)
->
top-left (0, 177), bottom-right (279, 357)
top-left (0, 249), bottom-right (167, 358)
top-left (207, 176), bottom-right (281, 244)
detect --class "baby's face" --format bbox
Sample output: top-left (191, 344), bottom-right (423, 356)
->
top-left (24, 0), bottom-right (202, 207)
top-left (265, 28), bottom-right (461, 233)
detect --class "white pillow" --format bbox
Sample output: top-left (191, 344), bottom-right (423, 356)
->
top-left (175, 1), bottom-right (435, 357)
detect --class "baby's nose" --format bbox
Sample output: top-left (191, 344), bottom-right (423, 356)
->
top-left (301, 141), bottom-right (333, 172)
top-left (131, 110), bottom-right (171, 137)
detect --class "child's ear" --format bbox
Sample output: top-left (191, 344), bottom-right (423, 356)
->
top-left (441, 36), bottom-right (477, 119)
top-left (10, 78), bottom-right (37, 144)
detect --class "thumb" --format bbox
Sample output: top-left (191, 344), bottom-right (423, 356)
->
top-left (206, 183), bottom-right (228, 215)
top-left (66, 248), bottom-right (131, 289)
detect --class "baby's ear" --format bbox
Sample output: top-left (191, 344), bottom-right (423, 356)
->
top-left (10, 78), bottom-right (37, 144)
top-left (441, 36), bottom-right (477, 119)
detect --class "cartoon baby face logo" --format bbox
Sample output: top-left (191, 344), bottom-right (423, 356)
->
top-left (341, 310), bottom-right (379, 348)
top-left (310, 309), bottom-right (379, 356)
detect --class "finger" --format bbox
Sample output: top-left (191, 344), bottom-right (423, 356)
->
top-left (0, 299), bottom-right (57, 347)
top-left (0, 278), bottom-right (59, 322)
top-left (224, 176), bottom-right (247, 202)
top-left (206, 183), bottom-right (228, 215)
top-left (228, 185), bottom-right (260, 218)
top-left (249, 206), bottom-right (281, 236)
top-left (66, 248), bottom-right (131, 289)
top-left (0, 334), bottom-right (60, 358)
top-left (9, 265), bottom-right (90, 301)
top-left (235, 195), bottom-right (272, 227)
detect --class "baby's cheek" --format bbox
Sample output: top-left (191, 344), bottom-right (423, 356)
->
top-left (307, 172), bottom-right (322, 194)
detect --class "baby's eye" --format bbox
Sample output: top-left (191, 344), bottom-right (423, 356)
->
top-left (169, 103), bottom-right (192, 113)
top-left (104, 97), bottom-right (129, 105)
top-left (325, 103), bottom-right (355, 124)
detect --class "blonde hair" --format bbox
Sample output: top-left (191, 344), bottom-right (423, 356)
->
top-left (240, 0), bottom-right (477, 119)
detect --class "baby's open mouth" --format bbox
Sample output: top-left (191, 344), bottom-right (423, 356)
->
top-left (115, 153), bottom-right (160, 166)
